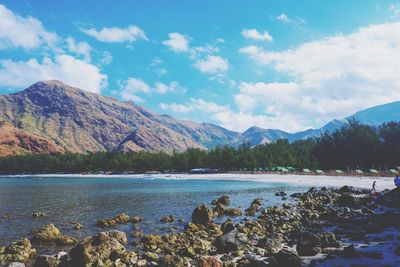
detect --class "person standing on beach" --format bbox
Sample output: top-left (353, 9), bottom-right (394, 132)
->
top-left (371, 181), bottom-right (377, 195)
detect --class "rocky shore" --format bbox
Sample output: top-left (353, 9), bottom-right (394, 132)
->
top-left (1, 186), bottom-right (399, 267)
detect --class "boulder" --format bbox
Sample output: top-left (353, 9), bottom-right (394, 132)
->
top-left (221, 219), bottom-right (235, 233)
top-left (225, 208), bottom-right (242, 216)
top-left (215, 229), bottom-right (249, 253)
top-left (217, 195), bottom-right (230, 206)
top-left (32, 224), bottom-right (77, 245)
top-left (130, 216), bottom-right (143, 224)
top-left (274, 246), bottom-right (301, 267)
top-left (320, 232), bottom-right (340, 248)
top-left (296, 231), bottom-right (321, 256)
top-left (341, 244), bottom-right (359, 258)
top-left (33, 252), bottom-right (68, 267)
top-left (257, 235), bottom-right (283, 256)
top-left (143, 251), bottom-right (159, 262)
top-left (192, 204), bottom-right (214, 225)
top-left (275, 191), bottom-right (287, 197)
top-left (199, 256), bottom-right (223, 267)
top-left (158, 255), bottom-right (184, 267)
top-left (0, 238), bottom-right (36, 265)
top-left (251, 198), bottom-right (263, 206)
top-left (96, 213), bottom-right (131, 227)
top-left (69, 230), bottom-right (127, 266)
top-left (160, 215), bottom-right (175, 223)
top-left (236, 255), bottom-right (269, 267)
top-left (336, 193), bottom-right (358, 208)
top-left (382, 188), bottom-right (400, 208)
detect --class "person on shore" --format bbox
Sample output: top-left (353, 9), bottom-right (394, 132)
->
top-left (394, 175), bottom-right (400, 188)
top-left (371, 180), bottom-right (377, 195)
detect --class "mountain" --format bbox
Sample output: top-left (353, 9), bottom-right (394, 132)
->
top-left (0, 81), bottom-right (239, 156)
top-left (0, 120), bottom-right (65, 157)
top-left (348, 101), bottom-right (400, 125)
top-left (233, 101), bottom-right (400, 147)
top-left (0, 80), bottom-right (399, 157)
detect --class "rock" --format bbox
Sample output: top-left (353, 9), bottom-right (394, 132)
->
top-left (341, 244), bottom-right (359, 258)
top-left (160, 215), bottom-right (175, 223)
top-left (192, 204), bottom-right (214, 225)
top-left (215, 229), bottom-right (249, 253)
top-left (236, 255), bottom-right (269, 267)
top-left (32, 224), bottom-right (77, 245)
top-left (274, 246), bottom-right (301, 267)
top-left (217, 195), bottom-right (230, 206)
top-left (320, 232), bottom-right (340, 248)
top-left (382, 188), bottom-right (400, 208)
top-left (257, 235), bottom-right (283, 256)
top-left (0, 238), bottom-right (36, 265)
top-left (199, 256), bottom-right (222, 267)
top-left (395, 246), bottom-right (400, 256)
top-left (33, 252), bottom-right (67, 267)
top-left (32, 212), bottom-right (47, 218)
top-left (251, 198), bottom-right (263, 206)
top-left (69, 230), bottom-right (127, 266)
top-left (221, 219), bottom-right (235, 233)
top-left (225, 208), bottom-right (242, 216)
top-left (158, 255), bottom-right (184, 267)
top-left (296, 231), bottom-right (322, 256)
top-left (275, 191), bottom-right (287, 197)
top-left (96, 213), bottom-right (131, 227)
top-left (213, 203), bottom-right (227, 215)
top-left (7, 263), bottom-right (25, 267)
top-left (336, 193), bottom-right (358, 208)
top-left (143, 251), bottom-right (159, 262)
top-left (71, 222), bottom-right (83, 230)
top-left (245, 205), bottom-right (257, 216)
top-left (130, 216), bottom-right (143, 224)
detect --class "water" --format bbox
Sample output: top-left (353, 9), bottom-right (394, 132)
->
top-left (0, 175), bottom-right (310, 253)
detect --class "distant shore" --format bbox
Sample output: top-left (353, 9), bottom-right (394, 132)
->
top-left (1, 173), bottom-right (395, 191)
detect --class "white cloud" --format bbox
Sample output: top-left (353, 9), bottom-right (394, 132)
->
top-left (121, 78), bottom-right (151, 94)
top-left (390, 4), bottom-right (400, 16)
top-left (66, 37), bottom-right (92, 62)
top-left (276, 13), bottom-right (305, 24)
top-left (237, 21), bottom-right (400, 131)
top-left (155, 81), bottom-right (185, 94)
top-left (120, 78), bottom-right (185, 102)
top-left (0, 4), bottom-right (58, 50)
top-left (162, 32), bottom-right (190, 53)
top-left (242, 29), bottom-right (273, 42)
top-left (0, 55), bottom-right (107, 93)
top-left (276, 14), bottom-right (290, 23)
top-left (81, 25), bottom-right (147, 43)
top-left (194, 55), bottom-right (229, 74)
top-left (100, 51), bottom-right (113, 65)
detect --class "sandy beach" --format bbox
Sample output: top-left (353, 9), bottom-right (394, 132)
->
top-left (4, 173), bottom-right (396, 191)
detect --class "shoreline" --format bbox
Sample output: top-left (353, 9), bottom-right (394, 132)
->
top-left (0, 173), bottom-right (395, 190)
top-left (1, 183), bottom-right (399, 266)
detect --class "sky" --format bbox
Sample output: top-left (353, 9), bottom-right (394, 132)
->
top-left (1, 0), bottom-right (400, 133)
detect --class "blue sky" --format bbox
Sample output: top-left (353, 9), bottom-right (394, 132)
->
top-left (1, 0), bottom-right (400, 132)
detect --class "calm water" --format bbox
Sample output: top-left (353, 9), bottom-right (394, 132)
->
top-left (0, 175), bottom-right (310, 253)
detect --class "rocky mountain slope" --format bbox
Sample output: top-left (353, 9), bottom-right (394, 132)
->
top-left (0, 81), bottom-right (239, 156)
top-left (0, 80), bottom-right (399, 156)
top-left (0, 120), bottom-right (65, 157)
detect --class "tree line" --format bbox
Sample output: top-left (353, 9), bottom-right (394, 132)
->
top-left (0, 120), bottom-right (399, 174)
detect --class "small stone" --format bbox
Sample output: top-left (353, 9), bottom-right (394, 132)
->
top-left (160, 215), bottom-right (175, 223)
top-left (143, 251), bottom-right (159, 261)
top-left (199, 256), bottom-right (223, 267)
top-left (32, 212), bottom-right (47, 218)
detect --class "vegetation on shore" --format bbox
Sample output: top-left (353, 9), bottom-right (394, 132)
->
top-left (0, 121), bottom-right (399, 174)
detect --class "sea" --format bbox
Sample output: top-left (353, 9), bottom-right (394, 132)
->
top-left (0, 175), bottom-right (310, 253)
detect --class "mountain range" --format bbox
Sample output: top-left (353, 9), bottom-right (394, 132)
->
top-left (0, 80), bottom-right (399, 157)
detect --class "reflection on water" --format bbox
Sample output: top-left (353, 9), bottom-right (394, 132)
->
top-left (0, 176), bottom-right (309, 253)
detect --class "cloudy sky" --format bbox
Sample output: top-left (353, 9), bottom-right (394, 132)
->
top-left (1, 0), bottom-right (400, 133)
